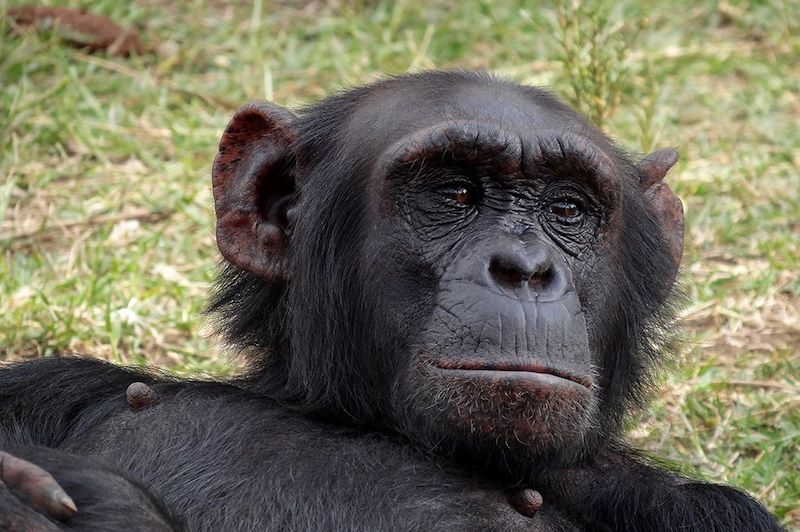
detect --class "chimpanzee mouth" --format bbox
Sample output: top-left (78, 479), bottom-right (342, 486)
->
top-left (431, 361), bottom-right (593, 389)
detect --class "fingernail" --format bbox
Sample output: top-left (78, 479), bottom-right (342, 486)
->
top-left (59, 494), bottom-right (78, 514)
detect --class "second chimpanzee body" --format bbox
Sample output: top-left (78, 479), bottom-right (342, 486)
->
top-left (0, 71), bottom-right (783, 531)
top-left (1, 358), bottom-right (778, 531)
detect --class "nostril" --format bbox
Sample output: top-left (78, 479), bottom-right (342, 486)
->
top-left (489, 254), bottom-right (558, 293)
top-left (489, 257), bottom-right (530, 288)
top-left (528, 266), bottom-right (555, 290)
top-left (489, 257), bottom-right (538, 288)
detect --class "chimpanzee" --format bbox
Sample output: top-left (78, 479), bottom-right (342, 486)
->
top-left (0, 71), bottom-right (784, 531)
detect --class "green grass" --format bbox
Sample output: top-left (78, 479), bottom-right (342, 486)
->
top-left (1, 0), bottom-right (798, 526)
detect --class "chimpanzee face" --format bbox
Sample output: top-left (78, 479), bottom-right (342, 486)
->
top-left (352, 92), bottom-right (623, 458)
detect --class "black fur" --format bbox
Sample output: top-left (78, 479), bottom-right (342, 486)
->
top-left (0, 71), bottom-right (783, 531)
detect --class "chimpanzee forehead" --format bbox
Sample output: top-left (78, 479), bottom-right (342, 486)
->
top-left (342, 78), bottom-right (601, 160)
top-left (446, 83), bottom-right (584, 132)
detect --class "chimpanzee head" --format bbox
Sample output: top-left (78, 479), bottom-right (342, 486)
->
top-left (209, 71), bottom-right (683, 475)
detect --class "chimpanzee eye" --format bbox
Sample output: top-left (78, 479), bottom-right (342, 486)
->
top-left (549, 200), bottom-right (582, 220)
top-left (452, 186), bottom-right (473, 205)
top-left (440, 183), bottom-right (477, 206)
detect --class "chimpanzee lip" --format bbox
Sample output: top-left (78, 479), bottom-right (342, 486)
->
top-left (432, 361), bottom-right (592, 389)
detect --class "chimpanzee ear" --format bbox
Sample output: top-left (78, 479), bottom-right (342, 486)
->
top-left (637, 148), bottom-right (684, 269)
top-left (212, 102), bottom-right (298, 281)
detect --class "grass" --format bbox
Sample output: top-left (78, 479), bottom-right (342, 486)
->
top-left (1, 0), bottom-right (798, 526)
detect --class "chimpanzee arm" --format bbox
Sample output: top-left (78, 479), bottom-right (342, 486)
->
top-left (0, 357), bottom-right (156, 448)
top-left (0, 358), bottom-right (179, 530)
top-left (538, 447), bottom-right (785, 532)
top-left (0, 446), bottom-right (181, 531)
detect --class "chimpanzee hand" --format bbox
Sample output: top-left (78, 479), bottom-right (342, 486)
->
top-left (0, 450), bottom-right (74, 531)
top-left (536, 447), bottom-right (784, 532)
top-left (0, 447), bottom-right (182, 532)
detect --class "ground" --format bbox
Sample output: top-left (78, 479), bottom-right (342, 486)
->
top-left (0, 0), bottom-right (798, 527)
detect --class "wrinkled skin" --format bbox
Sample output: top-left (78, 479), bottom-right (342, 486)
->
top-left (0, 72), bottom-right (783, 531)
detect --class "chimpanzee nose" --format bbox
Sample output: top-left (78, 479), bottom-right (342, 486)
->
top-left (487, 246), bottom-right (567, 298)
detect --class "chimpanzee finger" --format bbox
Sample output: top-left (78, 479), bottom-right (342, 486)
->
top-left (0, 485), bottom-right (62, 531)
top-left (0, 451), bottom-right (77, 521)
